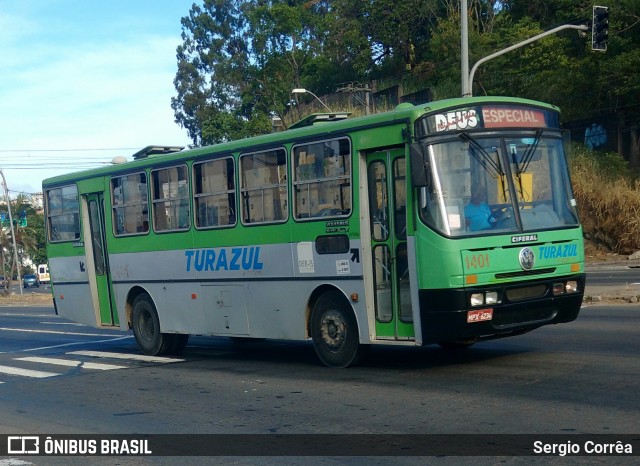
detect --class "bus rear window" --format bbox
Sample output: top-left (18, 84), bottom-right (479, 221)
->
top-left (46, 185), bottom-right (80, 242)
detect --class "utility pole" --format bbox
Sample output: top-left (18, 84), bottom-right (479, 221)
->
top-left (337, 83), bottom-right (372, 115)
top-left (461, 0), bottom-right (470, 96)
top-left (0, 170), bottom-right (23, 296)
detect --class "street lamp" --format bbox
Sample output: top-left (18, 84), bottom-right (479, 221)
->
top-left (291, 88), bottom-right (332, 112)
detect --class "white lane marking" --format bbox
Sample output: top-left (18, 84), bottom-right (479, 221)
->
top-left (39, 322), bottom-right (86, 326)
top-left (14, 357), bottom-right (126, 371)
top-left (0, 364), bottom-right (60, 378)
top-left (20, 335), bottom-right (133, 353)
top-left (69, 350), bottom-right (185, 363)
top-left (0, 327), bottom-right (122, 337)
top-left (0, 459), bottom-right (34, 465)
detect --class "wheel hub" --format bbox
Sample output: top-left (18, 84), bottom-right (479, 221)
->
top-left (320, 310), bottom-right (346, 349)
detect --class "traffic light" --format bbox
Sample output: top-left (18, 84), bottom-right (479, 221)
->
top-left (592, 5), bottom-right (609, 52)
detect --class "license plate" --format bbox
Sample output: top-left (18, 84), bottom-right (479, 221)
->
top-left (467, 308), bottom-right (493, 323)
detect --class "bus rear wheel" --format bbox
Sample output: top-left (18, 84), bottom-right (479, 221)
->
top-left (132, 294), bottom-right (188, 356)
top-left (310, 291), bottom-right (365, 368)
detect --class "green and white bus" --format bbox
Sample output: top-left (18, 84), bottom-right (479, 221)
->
top-left (43, 96), bottom-right (585, 367)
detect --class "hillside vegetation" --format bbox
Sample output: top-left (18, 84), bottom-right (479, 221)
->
top-left (569, 145), bottom-right (640, 255)
top-left (173, 1), bottom-right (640, 146)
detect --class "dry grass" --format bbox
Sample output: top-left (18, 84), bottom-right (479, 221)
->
top-left (0, 291), bottom-right (53, 305)
top-left (569, 145), bottom-right (640, 255)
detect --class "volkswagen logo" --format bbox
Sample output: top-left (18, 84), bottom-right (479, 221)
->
top-left (519, 247), bottom-right (535, 271)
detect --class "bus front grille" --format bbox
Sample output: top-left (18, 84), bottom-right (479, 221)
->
top-left (495, 268), bottom-right (556, 279)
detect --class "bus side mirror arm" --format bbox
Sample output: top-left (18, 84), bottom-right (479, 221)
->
top-left (410, 143), bottom-right (431, 188)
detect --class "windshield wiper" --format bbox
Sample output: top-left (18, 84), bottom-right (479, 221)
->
top-left (460, 132), bottom-right (510, 203)
top-left (512, 130), bottom-right (542, 204)
top-left (459, 133), bottom-right (505, 178)
top-left (515, 129), bottom-right (543, 174)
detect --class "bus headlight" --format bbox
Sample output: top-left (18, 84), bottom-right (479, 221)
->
top-left (470, 293), bottom-right (484, 306)
top-left (485, 291), bottom-right (499, 304)
top-left (553, 281), bottom-right (579, 295)
top-left (470, 291), bottom-right (500, 307)
top-left (565, 280), bottom-right (578, 293)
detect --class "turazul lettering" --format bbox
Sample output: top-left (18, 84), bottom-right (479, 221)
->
top-left (185, 246), bottom-right (264, 272)
top-left (538, 244), bottom-right (578, 259)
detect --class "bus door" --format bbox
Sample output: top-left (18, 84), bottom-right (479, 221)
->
top-left (82, 192), bottom-right (118, 326)
top-left (366, 149), bottom-right (414, 340)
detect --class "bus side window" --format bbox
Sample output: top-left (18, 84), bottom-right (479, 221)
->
top-left (292, 138), bottom-right (352, 220)
top-left (46, 185), bottom-right (81, 242)
top-left (111, 172), bottom-right (149, 236)
top-left (194, 157), bottom-right (236, 229)
top-left (240, 149), bottom-right (288, 225)
top-left (151, 165), bottom-right (190, 233)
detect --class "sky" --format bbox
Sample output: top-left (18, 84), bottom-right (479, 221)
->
top-left (0, 0), bottom-right (197, 196)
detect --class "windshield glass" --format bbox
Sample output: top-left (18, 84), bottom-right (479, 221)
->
top-left (417, 134), bottom-right (579, 237)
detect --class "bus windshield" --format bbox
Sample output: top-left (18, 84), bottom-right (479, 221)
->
top-left (416, 133), bottom-right (579, 237)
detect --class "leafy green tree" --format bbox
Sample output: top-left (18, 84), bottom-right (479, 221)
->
top-left (171, 0), bottom-right (640, 148)
top-left (172, 0), bottom-right (328, 144)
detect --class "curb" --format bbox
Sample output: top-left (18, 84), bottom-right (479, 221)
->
top-left (583, 295), bottom-right (639, 304)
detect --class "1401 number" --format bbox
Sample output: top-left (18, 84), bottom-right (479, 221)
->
top-left (465, 253), bottom-right (490, 270)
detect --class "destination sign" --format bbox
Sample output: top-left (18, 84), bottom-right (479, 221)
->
top-left (417, 104), bottom-right (559, 136)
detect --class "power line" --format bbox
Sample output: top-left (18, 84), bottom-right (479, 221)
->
top-left (0, 162), bottom-right (116, 167)
top-left (0, 147), bottom-right (138, 153)
top-left (8, 189), bottom-right (42, 196)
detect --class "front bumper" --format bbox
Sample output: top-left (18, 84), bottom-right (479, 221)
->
top-left (419, 274), bottom-right (585, 344)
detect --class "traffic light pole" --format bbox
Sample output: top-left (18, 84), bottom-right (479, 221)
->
top-left (465, 23), bottom-right (589, 97)
top-left (0, 170), bottom-right (23, 296)
top-left (592, 6), bottom-right (609, 51)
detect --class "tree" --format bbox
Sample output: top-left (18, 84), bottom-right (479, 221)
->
top-left (0, 193), bottom-right (46, 291)
top-left (172, 0), bottom-right (328, 144)
top-left (170, 0), bottom-right (640, 147)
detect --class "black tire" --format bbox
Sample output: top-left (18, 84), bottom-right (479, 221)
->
top-left (310, 290), bottom-right (366, 368)
top-left (169, 333), bottom-right (190, 355)
top-left (131, 294), bottom-right (177, 356)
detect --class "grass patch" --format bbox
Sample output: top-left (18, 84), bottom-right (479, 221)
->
top-left (569, 144), bottom-right (640, 255)
top-left (0, 291), bottom-right (54, 305)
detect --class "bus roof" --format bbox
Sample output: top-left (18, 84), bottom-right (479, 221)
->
top-left (42, 95), bottom-right (559, 188)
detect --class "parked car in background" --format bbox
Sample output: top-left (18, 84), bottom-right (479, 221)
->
top-left (23, 274), bottom-right (40, 288)
top-left (37, 264), bottom-right (50, 284)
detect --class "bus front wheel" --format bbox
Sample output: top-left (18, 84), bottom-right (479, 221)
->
top-left (310, 291), bottom-right (365, 368)
top-left (132, 294), bottom-right (188, 356)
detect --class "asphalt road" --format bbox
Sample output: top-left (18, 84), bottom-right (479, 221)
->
top-left (0, 301), bottom-right (637, 465)
top-left (7, 282), bottom-right (51, 295)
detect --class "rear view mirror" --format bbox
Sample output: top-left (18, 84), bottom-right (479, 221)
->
top-left (410, 143), bottom-right (431, 188)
